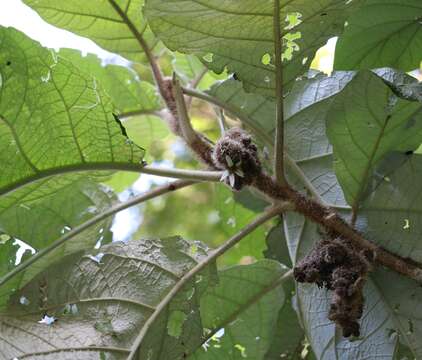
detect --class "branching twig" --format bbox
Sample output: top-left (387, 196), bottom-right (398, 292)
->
top-left (127, 205), bottom-right (287, 359)
top-left (0, 180), bottom-right (196, 289)
top-left (273, 0), bottom-right (286, 185)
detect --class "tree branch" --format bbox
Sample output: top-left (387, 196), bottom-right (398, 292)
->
top-left (273, 0), bottom-right (286, 185)
top-left (253, 173), bottom-right (422, 284)
top-left (0, 180), bottom-right (196, 289)
top-left (127, 205), bottom-right (287, 359)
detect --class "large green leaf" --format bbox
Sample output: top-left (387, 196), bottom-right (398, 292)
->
top-left (59, 49), bottom-right (162, 115)
top-left (326, 70), bottom-right (422, 210)
top-left (0, 237), bottom-right (211, 359)
top-left (0, 175), bottom-right (116, 308)
top-left (23, 0), bottom-right (156, 62)
top-left (334, 0), bottom-right (422, 71)
top-left (278, 72), bottom-right (422, 358)
top-left (212, 69), bottom-right (422, 357)
top-left (372, 268), bottom-right (422, 359)
top-left (0, 27), bottom-right (144, 197)
top-left (144, 0), bottom-right (361, 96)
top-left (190, 260), bottom-right (286, 360)
top-left (356, 153), bottom-right (422, 263)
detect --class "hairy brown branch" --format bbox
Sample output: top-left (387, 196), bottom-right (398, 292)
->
top-left (253, 173), bottom-right (422, 283)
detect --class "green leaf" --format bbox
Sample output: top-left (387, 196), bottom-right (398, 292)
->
top-left (144, 0), bottom-right (361, 96)
top-left (0, 237), bottom-right (212, 359)
top-left (190, 260), bottom-right (286, 360)
top-left (326, 70), bottom-right (422, 210)
top-left (123, 114), bottom-right (170, 151)
top-left (334, 0), bottom-right (422, 71)
top-left (371, 268), bottom-right (422, 359)
top-left (356, 153), bottom-right (422, 263)
top-left (0, 27), bottom-right (144, 197)
top-left (264, 283), bottom-right (313, 360)
top-left (0, 175), bottom-right (116, 308)
top-left (214, 186), bottom-right (268, 265)
top-left (264, 221), bottom-right (292, 268)
top-left (59, 49), bottom-right (162, 115)
top-left (23, 0), bottom-right (156, 62)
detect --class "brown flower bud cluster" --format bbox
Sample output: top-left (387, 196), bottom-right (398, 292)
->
top-left (212, 128), bottom-right (262, 190)
top-left (294, 238), bottom-right (373, 338)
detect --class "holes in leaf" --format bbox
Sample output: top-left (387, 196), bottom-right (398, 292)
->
top-left (284, 12), bottom-right (302, 30)
top-left (203, 53), bottom-right (214, 63)
top-left (282, 32), bottom-right (302, 61)
top-left (38, 314), bottom-right (56, 325)
top-left (302, 57), bottom-right (308, 65)
top-left (261, 53), bottom-right (271, 65)
top-left (6, 60), bottom-right (11, 66)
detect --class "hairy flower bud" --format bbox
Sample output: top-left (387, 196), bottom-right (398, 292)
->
top-left (212, 128), bottom-right (262, 190)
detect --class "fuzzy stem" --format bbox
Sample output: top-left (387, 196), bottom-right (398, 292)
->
top-left (273, 0), bottom-right (286, 185)
top-left (127, 205), bottom-right (286, 359)
top-left (0, 180), bottom-right (196, 289)
top-left (253, 173), bottom-right (422, 284)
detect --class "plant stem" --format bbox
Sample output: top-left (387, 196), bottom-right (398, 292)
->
top-left (253, 173), bottom-right (422, 284)
top-left (0, 164), bottom-right (222, 197)
top-left (107, 0), bottom-right (166, 96)
top-left (0, 180), bottom-right (195, 289)
top-left (172, 75), bottom-right (215, 165)
top-left (173, 75), bottom-right (202, 146)
top-left (127, 205), bottom-right (286, 359)
top-left (273, 0), bottom-right (286, 185)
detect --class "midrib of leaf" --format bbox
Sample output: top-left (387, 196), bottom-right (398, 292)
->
top-left (0, 162), bottom-right (145, 197)
top-left (107, 0), bottom-right (147, 51)
top-left (350, 114), bottom-right (391, 223)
